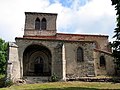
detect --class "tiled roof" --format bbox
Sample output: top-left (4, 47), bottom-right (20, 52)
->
top-left (16, 33), bottom-right (108, 42)
top-left (57, 33), bottom-right (108, 37)
top-left (94, 48), bottom-right (112, 55)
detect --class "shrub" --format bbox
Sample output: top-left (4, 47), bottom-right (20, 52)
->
top-left (0, 77), bottom-right (5, 88)
top-left (4, 78), bottom-right (14, 87)
top-left (50, 73), bottom-right (58, 82)
top-left (112, 78), bottom-right (120, 83)
top-left (0, 74), bottom-right (5, 88)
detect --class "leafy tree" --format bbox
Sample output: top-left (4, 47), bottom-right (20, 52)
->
top-left (0, 38), bottom-right (8, 74)
top-left (111, 0), bottom-right (120, 70)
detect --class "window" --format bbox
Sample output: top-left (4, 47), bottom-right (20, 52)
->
top-left (77, 47), bottom-right (84, 62)
top-left (35, 18), bottom-right (40, 29)
top-left (41, 18), bottom-right (47, 30)
top-left (35, 18), bottom-right (40, 30)
top-left (100, 55), bottom-right (106, 67)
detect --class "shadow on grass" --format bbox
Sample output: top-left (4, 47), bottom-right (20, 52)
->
top-left (25, 87), bottom-right (97, 90)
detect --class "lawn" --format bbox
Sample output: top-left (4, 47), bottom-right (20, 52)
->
top-left (1, 81), bottom-right (120, 90)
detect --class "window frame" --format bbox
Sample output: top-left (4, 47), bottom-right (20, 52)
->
top-left (100, 55), bottom-right (106, 67)
top-left (35, 17), bottom-right (40, 30)
top-left (41, 18), bottom-right (47, 30)
top-left (77, 47), bottom-right (84, 62)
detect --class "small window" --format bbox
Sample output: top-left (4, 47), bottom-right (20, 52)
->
top-left (35, 18), bottom-right (40, 30)
top-left (100, 55), bottom-right (106, 67)
top-left (77, 47), bottom-right (84, 62)
top-left (41, 18), bottom-right (47, 30)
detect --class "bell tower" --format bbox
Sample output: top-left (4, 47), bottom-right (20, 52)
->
top-left (24, 12), bottom-right (57, 36)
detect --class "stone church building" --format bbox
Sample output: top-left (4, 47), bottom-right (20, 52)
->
top-left (7, 12), bottom-right (115, 82)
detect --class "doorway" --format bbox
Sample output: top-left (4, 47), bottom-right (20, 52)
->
top-left (23, 44), bottom-right (52, 76)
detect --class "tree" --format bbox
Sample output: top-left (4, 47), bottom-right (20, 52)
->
top-left (111, 0), bottom-right (120, 70)
top-left (0, 38), bottom-right (8, 74)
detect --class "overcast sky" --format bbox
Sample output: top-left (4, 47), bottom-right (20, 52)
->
top-left (0, 0), bottom-right (116, 42)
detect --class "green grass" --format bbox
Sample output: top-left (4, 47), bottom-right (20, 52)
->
top-left (1, 81), bottom-right (120, 90)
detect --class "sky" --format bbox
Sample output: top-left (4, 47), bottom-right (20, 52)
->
top-left (0, 0), bottom-right (116, 42)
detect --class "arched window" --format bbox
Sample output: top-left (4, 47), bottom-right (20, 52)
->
top-left (77, 47), bottom-right (84, 62)
top-left (35, 18), bottom-right (40, 30)
top-left (41, 18), bottom-right (47, 30)
top-left (100, 55), bottom-right (106, 67)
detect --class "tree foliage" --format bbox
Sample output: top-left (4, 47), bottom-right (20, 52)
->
top-left (0, 38), bottom-right (8, 74)
top-left (111, 0), bottom-right (120, 70)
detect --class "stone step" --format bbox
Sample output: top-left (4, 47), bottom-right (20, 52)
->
top-left (25, 76), bottom-right (50, 83)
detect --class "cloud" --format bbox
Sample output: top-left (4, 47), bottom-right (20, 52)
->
top-left (0, 0), bottom-right (116, 41)
top-left (54, 0), bottom-right (116, 40)
top-left (0, 0), bottom-right (50, 41)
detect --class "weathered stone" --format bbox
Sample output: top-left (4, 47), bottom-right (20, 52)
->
top-left (7, 12), bottom-right (115, 83)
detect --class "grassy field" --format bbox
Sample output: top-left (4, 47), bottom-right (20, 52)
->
top-left (0, 81), bottom-right (120, 90)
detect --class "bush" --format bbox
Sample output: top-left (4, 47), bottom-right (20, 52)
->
top-left (0, 77), bottom-right (5, 88)
top-left (50, 73), bottom-right (58, 82)
top-left (112, 78), bottom-right (120, 83)
top-left (0, 74), bottom-right (5, 88)
top-left (0, 74), bottom-right (14, 87)
top-left (0, 38), bottom-right (8, 74)
top-left (4, 78), bottom-right (14, 87)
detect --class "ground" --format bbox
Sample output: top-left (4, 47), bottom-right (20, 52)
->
top-left (1, 81), bottom-right (120, 90)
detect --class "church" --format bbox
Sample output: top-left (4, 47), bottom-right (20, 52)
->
top-left (7, 12), bottom-right (115, 82)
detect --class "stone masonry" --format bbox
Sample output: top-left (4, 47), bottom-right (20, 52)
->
top-left (7, 12), bottom-right (115, 83)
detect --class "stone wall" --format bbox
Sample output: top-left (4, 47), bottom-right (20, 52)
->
top-left (15, 39), bottom-right (64, 80)
top-left (94, 50), bottom-right (115, 76)
top-left (85, 36), bottom-right (109, 51)
top-left (57, 33), bottom-right (110, 52)
top-left (7, 12), bottom-right (115, 82)
top-left (24, 12), bottom-right (57, 36)
top-left (15, 38), bottom-right (96, 80)
top-left (64, 41), bottom-right (95, 78)
top-left (14, 37), bottom-right (115, 82)
top-left (24, 30), bottom-right (56, 36)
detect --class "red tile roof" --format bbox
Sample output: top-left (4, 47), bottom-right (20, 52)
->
top-left (16, 33), bottom-right (108, 42)
top-left (94, 48), bottom-right (112, 55)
